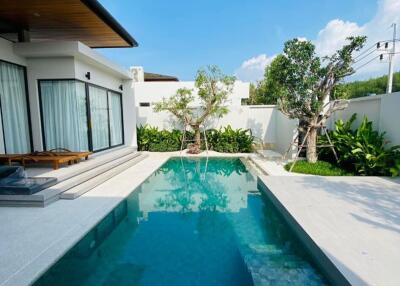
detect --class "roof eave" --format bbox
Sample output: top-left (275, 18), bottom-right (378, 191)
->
top-left (81, 0), bottom-right (138, 48)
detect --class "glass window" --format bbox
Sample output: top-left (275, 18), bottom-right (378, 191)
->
top-left (40, 80), bottom-right (88, 151)
top-left (108, 91), bottom-right (123, 146)
top-left (89, 85), bottom-right (109, 151)
top-left (39, 80), bottom-right (124, 153)
top-left (0, 61), bottom-right (31, 153)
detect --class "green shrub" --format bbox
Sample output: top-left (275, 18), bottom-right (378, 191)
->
top-left (285, 160), bottom-right (352, 176)
top-left (319, 114), bottom-right (400, 176)
top-left (137, 125), bottom-right (183, 152)
top-left (137, 125), bottom-right (254, 153)
top-left (206, 125), bottom-right (254, 153)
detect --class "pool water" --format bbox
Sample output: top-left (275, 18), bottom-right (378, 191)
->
top-left (34, 157), bottom-right (328, 286)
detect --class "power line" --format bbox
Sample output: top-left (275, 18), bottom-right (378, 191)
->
top-left (353, 49), bottom-right (378, 64)
top-left (353, 55), bottom-right (380, 72)
top-left (353, 38), bottom-right (400, 61)
top-left (353, 42), bottom-right (378, 60)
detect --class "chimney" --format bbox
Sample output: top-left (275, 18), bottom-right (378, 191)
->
top-left (130, 66), bottom-right (144, 82)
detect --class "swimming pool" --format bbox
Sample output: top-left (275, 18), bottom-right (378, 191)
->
top-left (34, 157), bottom-right (328, 286)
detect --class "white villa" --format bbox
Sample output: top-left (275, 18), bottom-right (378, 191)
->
top-left (0, 2), bottom-right (138, 155)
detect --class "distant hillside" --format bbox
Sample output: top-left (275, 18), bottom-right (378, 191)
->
top-left (334, 71), bottom-right (400, 99)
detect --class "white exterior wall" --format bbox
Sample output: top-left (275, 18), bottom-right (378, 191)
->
top-left (137, 105), bottom-right (297, 154)
top-left (0, 37), bottom-right (26, 66)
top-left (275, 110), bottom-right (298, 156)
top-left (0, 39), bottom-right (137, 153)
top-left (329, 96), bottom-right (381, 130)
top-left (328, 92), bottom-right (400, 146)
top-left (328, 92), bottom-right (400, 145)
top-left (133, 81), bottom-right (250, 107)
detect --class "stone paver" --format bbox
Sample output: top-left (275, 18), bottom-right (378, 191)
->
top-left (258, 175), bottom-right (400, 286)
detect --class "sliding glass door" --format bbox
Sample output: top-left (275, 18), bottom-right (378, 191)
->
top-left (108, 91), bottom-right (123, 146)
top-left (0, 61), bottom-right (31, 153)
top-left (39, 80), bottom-right (123, 152)
top-left (40, 80), bottom-right (88, 151)
top-left (88, 85), bottom-right (109, 151)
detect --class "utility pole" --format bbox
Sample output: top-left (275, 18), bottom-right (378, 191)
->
top-left (387, 23), bottom-right (397, 93)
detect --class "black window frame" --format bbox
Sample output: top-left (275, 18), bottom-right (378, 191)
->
top-left (38, 78), bottom-right (124, 153)
top-left (0, 59), bottom-right (33, 154)
top-left (107, 89), bottom-right (125, 148)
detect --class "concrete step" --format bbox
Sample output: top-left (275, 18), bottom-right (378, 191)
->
top-left (50, 152), bottom-right (142, 194)
top-left (256, 149), bottom-right (282, 160)
top-left (60, 153), bottom-right (148, 199)
top-left (37, 147), bottom-right (137, 183)
top-left (0, 148), bottom-right (141, 207)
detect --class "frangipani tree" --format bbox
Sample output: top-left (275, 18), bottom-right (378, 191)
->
top-left (268, 36), bottom-right (366, 162)
top-left (154, 65), bottom-right (235, 153)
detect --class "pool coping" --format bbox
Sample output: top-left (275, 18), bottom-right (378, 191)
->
top-left (257, 178), bottom-right (350, 286)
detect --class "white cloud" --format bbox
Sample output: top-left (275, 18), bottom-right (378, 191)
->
top-left (236, 0), bottom-right (400, 82)
top-left (234, 54), bottom-right (276, 82)
top-left (314, 19), bottom-right (363, 56)
top-left (314, 0), bottom-right (400, 79)
top-left (296, 37), bottom-right (308, 42)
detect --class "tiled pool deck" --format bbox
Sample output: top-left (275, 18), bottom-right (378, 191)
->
top-left (0, 151), bottom-right (399, 286)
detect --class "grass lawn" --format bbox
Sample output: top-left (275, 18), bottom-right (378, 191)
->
top-left (284, 160), bottom-right (353, 176)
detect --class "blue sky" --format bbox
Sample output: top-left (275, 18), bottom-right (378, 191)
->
top-left (98, 0), bottom-right (399, 82)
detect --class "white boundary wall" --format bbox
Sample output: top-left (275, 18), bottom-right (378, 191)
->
top-left (137, 105), bottom-right (298, 154)
top-left (328, 92), bottom-right (400, 146)
top-left (133, 81), bottom-right (250, 107)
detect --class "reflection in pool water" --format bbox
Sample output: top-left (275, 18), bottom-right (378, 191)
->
top-left (34, 157), bottom-right (327, 286)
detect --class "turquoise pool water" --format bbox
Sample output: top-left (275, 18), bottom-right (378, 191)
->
top-left (34, 157), bottom-right (328, 286)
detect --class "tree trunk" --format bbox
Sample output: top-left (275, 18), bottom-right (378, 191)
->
top-left (306, 126), bottom-right (318, 163)
top-left (194, 127), bottom-right (201, 149)
top-left (187, 125), bottom-right (201, 154)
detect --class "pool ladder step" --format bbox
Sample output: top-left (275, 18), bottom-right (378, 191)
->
top-left (241, 244), bottom-right (323, 285)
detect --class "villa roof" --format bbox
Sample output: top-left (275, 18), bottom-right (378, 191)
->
top-left (0, 0), bottom-right (137, 48)
top-left (144, 72), bottom-right (179, 82)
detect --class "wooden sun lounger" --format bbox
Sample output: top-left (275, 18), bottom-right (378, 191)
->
top-left (21, 155), bottom-right (80, 170)
top-left (46, 149), bottom-right (92, 160)
top-left (0, 149), bottom-right (92, 170)
top-left (0, 154), bottom-right (27, 166)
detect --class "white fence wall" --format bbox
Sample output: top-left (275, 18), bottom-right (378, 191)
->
top-left (328, 92), bottom-right (400, 146)
top-left (133, 81), bottom-right (250, 107)
top-left (137, 105), bottom-right (297, 154)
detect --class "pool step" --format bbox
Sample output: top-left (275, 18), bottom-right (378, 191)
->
top-left (60, 153), bottom-right (148, 199)
top-left (241, 244), bottom-right (325, 285)
top-left (0, 149), bottom-right (144, 207)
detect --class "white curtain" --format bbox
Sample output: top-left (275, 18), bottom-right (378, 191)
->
top-left (40, 80), bottom-right (88, 151)
top-left (0, 61), bottom-right (31, 154)
top-left (108, 91), bottom-right (123, 146)
top-left (89, 86), bottom-right (109, 151)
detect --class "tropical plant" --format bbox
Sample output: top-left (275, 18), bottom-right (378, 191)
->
top-left (153, 65), bottom-right (235, 153)
top-left (268, 36), bottom-right (366, 163)
top-left (137, 125), bottom-right (189, 152)
top-left (320, 114), bottom-right (400, 176)
top-left (206, 125), bottom-right (254, 153)
top-left (137, 125), bottom-right (254, 153)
